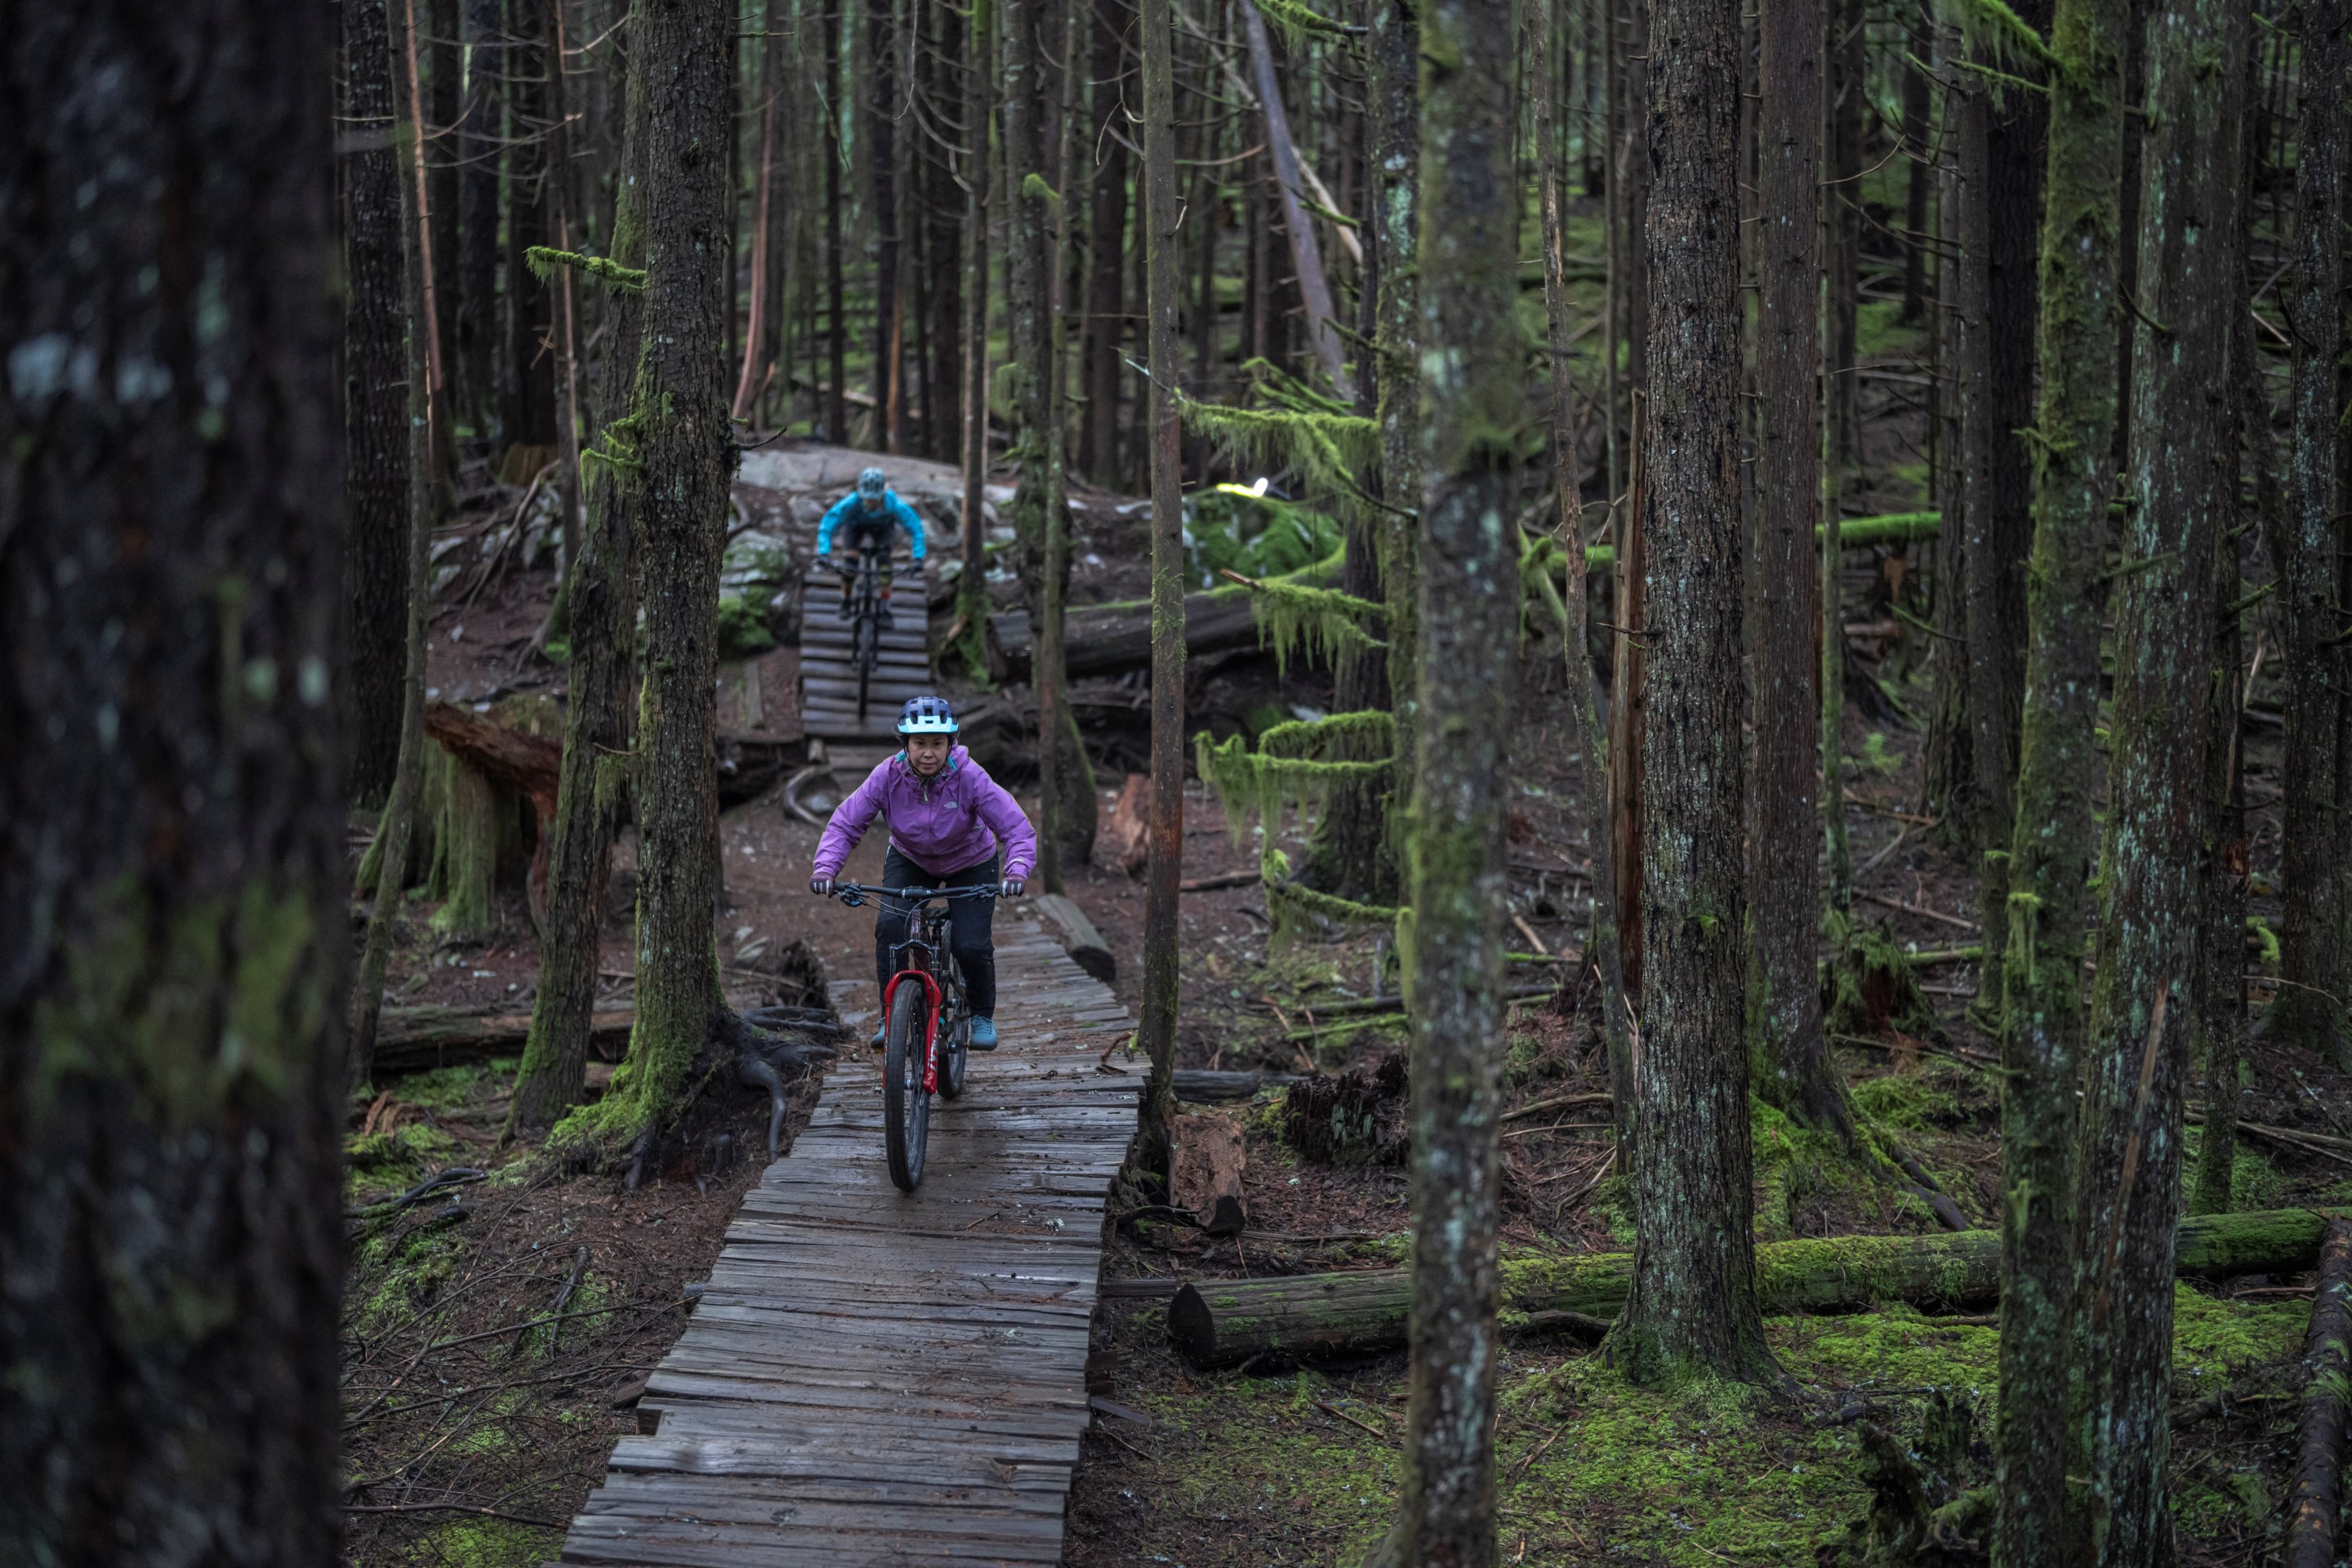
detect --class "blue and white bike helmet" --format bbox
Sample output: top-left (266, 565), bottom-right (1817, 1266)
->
top-left (897, 694), bottom-right (960, 736)
top-left (857, 466), bottom-right (889, 500)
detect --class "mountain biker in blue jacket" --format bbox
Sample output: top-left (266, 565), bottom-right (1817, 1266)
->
top-left (817, 466), bottom-right (928, 630)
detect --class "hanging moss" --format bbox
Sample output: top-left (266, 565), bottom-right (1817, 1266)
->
top-left (523, 245), bottom-right (647, 293)
top-left (1942, 0), bottom-right (2063, 74)
top-left (1244, 578), bottom-right (1385, 676)
top-left (1174, 390), bottom-right (1378, 506)
top-left (1249, 0), bottom-right (1359, 44)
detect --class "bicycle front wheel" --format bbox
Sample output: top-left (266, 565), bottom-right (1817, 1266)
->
top-left (881, 980), bottom-right (930, 1192)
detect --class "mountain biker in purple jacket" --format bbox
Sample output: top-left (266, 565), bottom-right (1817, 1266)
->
top-left (816, 466), bottom-right (928, 630)
top-left (808, 695), bottom-right (1036, 1050)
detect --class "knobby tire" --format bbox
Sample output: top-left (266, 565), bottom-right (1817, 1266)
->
top-left (882, 979), bottom-right (930, 1192)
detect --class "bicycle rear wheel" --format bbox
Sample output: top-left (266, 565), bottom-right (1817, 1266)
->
top-left (853, 610), bottom-right (875, 723)
top-left (881, 980), bottom-right (930, 1192)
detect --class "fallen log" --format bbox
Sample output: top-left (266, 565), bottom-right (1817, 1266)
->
top-left (1061, 590), bottom-right (1263, 678)
top-left (1166, 1207), bottom-right (2337, 1367)
top-left (374, 1002), bottom-right (635, 1078)
top-left (1030, 893), bottom-right (1116, 984)
top-left (2283, 1215), bottom-right (2352, 1568)
top-left (1174, 1068), bottom-right (1298, 1102)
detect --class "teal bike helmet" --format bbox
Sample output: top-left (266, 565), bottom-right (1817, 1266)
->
top-left (897, 695), bottom-right (959, 735)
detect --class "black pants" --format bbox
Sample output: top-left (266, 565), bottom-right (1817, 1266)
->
top-left (837, 522), bottom-right (895, 598)
top-left (875, 845), bottom-right (998, 1018)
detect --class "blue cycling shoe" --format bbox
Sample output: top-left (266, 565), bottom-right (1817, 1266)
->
top-left (968, 1017), bottom-right (998, 1051)
top-left (869, 1028), bottom-right (886, 1052)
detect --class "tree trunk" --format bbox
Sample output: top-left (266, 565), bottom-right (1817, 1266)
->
top-left (502, 0), bottom-right (555, 453)
top-left (578, 0), bottom-right (737, 1152)
top-left (957, 0), bottom-right (997, 674)
top-left (1167, 1208), bottom-right (2340, 1367)
top-left (1539, 0), bottom-right (1633, 1164)
top-left (1750, 0), bottom-right (1844, 1137)
top-left (2195, 53), bottom-right (2273, 1216)
top-left (866, 0), bottom-right (900, 448)
top-left (1900, 19), bottom-right (1932, 323)
top-left (1824, 0), bottom-right (1862, 473)
top-left (0, 1), bottom-right (345, 1555)
top-left (1995, 0), bottom-right (2132, 1550)
top-left (1921, 66), bottom-right (1975, 846)
top-left (1369, 0), bottom-right (1421, 889)
top-left (509, 38), bottom-right (652, 1134)
top-left (1078, 0), bottom-right (1130, 483)
top-left (1610, 0), bottom-right (1773, 1387)
top-left (459, 0), bottom-right (502, 437)
top-left (1367, 0), bottom-right (1521, 1555)
top-left (1137, 0), bottom-right (1185, 1177)
top-left (823, 0), bottom-right (849, 443)
top-left (1968, 0), bottom-right (2051, 993)
top-left (1241, 2), bottom-right (1352, 401)
top-left (1040, 0), bottom-right (1098, 889)
top-left (2272, 0), bottom-right (2350, 1058)
top-left (2068, 0), bottom-right (2248, 1552)
top-left (1608, 0), bottom-right (1650, 1012)
top-left (354, 0), bottom-right (453, 1092)
top-left (346, 0), bottom-right (413, 808)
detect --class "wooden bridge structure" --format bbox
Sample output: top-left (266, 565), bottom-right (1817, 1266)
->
top-left (552, 911), bottom-right (1138, 1567)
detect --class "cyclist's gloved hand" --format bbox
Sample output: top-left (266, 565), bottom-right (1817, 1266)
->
top-left (809, 876), bottom-right (834, 897)
top-left (999, 878), bottom-right (1026, 898)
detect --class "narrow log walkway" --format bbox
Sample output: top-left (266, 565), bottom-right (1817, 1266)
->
top-left (555, 912), bottom-right (1138, 1567)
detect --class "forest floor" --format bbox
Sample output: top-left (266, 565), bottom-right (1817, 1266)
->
top-left (346, 408), bottom-right (2331, 1566)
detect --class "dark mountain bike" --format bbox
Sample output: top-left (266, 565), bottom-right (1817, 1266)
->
top-left (824, 546), bottom-right (889, 724)
top-left (826, 881), bottom-right (996, 1192)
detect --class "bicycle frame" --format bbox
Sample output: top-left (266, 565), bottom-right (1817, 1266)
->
top-left (834, 883), bottom-right (995, 1095)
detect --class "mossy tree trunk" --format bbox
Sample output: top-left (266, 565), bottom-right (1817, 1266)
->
top-left (345, 0), bottom-right (412, 808)
top-left (0, 1), bottom-right (346, 1552)
top-left (1137, 0), bottom-right (1185, 1175)
top-left (1967, 2), bottom-right (2052, 1009)
top-left (354, 0), bottom-right (452, 1091)
top-left (1607, 0), bottom-right (1775, 1387)
top-left (1922, 71), bottom-right (1976, 847)
top-left (1748, 0), bottom-right (1846, 1138)
top-left (457, 0), bottom-right (501, 438)
top-left (2271, 0), bottom-right (2350, 1058)
top-left (509, 45), bottom-right (652, 1135)
top-left (1993, 0), bottom-right (2131, 1552)
top-left (583, 0), bottom-right (737, 1153)
top-left (1537, 0), bottom-right (1633, 1147)
top-left (1368, 0), bottom-right (1420, 882)
top-left (2068, 0), bottom-right (2248, 1553)
top-left (1369, 0), bottom-right (1521, 1552)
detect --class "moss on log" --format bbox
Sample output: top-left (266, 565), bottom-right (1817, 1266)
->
top-left (1165, 1208), bottom-right (2335, 1366)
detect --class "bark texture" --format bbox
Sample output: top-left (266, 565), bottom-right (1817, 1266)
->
top-left (509, 43), bottom-right (651, 1133)
top-left (1367, 0), bottom-right (1522, 1557)
top-left (1137, 0), bottom-right (1185, 1174)
top-left (345, 0), bottom-right (412, 807)
top-left (2068, 0), bottom-right (2247, 1553)
top-left (2273, 0), bottom-right (2350, 1055)
top-left (1995, 0), bottom-right (2132, 1552)
top-left (1967, 0), bottom-right (2051, 984)
top-left (1749, 0), bottom-right (1842, 1135)
top-left (1610, 0), bottom-right (1773, 1386)
top-left (1368, 0), bottom-right (1420, 879)
top-left (592, 0), bottom-right (736, 1146)
top-left (0, 2), bottom-right (346, 1557)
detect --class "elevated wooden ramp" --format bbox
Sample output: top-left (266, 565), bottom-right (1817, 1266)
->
top-left (555, 912), bottom-right (1138, 1567)
top-left (799, 552), bottom-right (933, 744)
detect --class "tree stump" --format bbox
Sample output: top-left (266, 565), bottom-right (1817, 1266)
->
top-left (1170, 1112), bottom-right (1247, 1236)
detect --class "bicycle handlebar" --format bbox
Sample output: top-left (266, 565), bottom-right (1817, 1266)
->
top-left (828, 881), bottom-right (1000, 908)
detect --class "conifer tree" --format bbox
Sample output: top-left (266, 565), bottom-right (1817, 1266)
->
top-left (1993, 0), bottom-right (2133, 1552)
top-left (1609, 0), bottom-right (1774, 1385)
top-left (1365, 0), bottom-right (1521, 1552)
top-left (2068, 0), bottom-right (2249, 1552)
top-left (0, 2), bottom-right (346, 1552)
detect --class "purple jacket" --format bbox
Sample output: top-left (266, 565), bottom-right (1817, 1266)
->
top-left (812, 746), bottom-right (1037, 883)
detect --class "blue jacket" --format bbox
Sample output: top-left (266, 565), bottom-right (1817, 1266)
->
top-left (817, 488), bottom-right (928, 561)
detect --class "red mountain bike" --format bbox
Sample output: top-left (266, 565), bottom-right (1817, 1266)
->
top-left (827, 881), bottom-right (996, 1191)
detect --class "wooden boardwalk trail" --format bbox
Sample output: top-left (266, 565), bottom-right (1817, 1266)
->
top-left (555, 912), bottom-right (1138, 1567)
